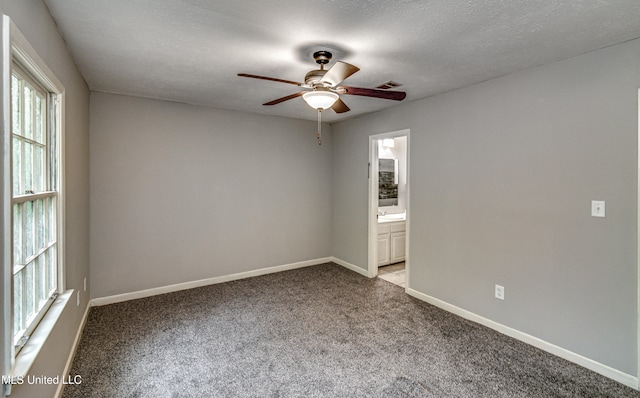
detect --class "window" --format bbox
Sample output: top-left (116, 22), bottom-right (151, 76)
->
top-left (10, 63), bottom-right (60, 354)
top-left (2, 18), bottom-right (66, 397)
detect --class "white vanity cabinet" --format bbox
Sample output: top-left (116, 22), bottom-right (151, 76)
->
top-left (378, 229), bottom-right (390, 266)
top-left (378, 220), bottom-right (406, 266)
top-left (390, 229), bottom-right (406, 264)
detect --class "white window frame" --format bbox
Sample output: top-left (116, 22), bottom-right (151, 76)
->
top-left (11, 61), bottom-right (60, 354)
top-left (2, 15), bottom-right (66, 395)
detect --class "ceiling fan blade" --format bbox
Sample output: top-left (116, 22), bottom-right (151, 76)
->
top-left (263, 92), bottom-right (304, 106)
top-left (331, 98), bottom-right (350, 113)
top-left (238, 73), bottom-right (303, 87)
top-left (321, 62), bottom-right (360, 87)
top-left (339, 86), bottom-right (406, 101)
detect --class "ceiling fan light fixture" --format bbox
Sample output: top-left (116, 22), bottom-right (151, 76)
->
top-left (302, 90), bottom-right (339, 110)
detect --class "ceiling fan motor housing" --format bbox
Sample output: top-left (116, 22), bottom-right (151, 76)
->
top-left (305, 69), bottom-right (328, 86)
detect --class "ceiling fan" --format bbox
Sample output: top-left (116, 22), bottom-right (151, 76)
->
top-left (238, 50), bottom-right (406, 114)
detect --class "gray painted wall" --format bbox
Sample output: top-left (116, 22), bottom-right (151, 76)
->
top-left (2, 1), bottom-right (91, 397)
top-left (90, 92), bottom-right (332, 298)
top-left (332, 39), bottom-right (639, 375)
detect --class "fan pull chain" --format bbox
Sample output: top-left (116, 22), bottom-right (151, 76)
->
top-left (317, 109), bottom-right (322, 145)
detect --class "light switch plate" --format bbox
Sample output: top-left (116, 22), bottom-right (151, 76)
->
top-left (591, 200), bottom-right (605, 217)
top-left (495, 284), bottom-right (505, 300)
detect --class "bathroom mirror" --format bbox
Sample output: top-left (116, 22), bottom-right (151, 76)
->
top-left (379, 158), bottom-right (398, 206)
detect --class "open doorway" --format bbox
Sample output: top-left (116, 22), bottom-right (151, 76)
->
top-left (368, 130), bottom-right (410, 289)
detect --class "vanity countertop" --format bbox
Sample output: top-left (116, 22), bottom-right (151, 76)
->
top-left (378, 214), bottom-right (406, 223)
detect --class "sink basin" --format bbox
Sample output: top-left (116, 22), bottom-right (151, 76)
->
top-left (378, 212), bottom-right (406, 222)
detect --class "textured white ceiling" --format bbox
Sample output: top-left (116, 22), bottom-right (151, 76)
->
top-left (44, 0), bottom-right (640, 122)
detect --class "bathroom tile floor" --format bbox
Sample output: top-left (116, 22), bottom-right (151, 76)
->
top-left (377, 262), bottom-right (406, 288)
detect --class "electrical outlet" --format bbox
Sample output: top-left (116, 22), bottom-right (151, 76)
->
top-left (84, 277), bottom-right (87, 292)
top-left (495, 284), bottom-right (505, 300)
top-left (76, 291), bottom-right (80, 306)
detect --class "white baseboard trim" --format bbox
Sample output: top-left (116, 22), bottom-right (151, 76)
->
top-left (406, 288), bottom-right (639, 390)
top-left (55, 301), bottom-right (91, 398)
top-left (91, 257), bottom-right (332, 306)
top-left (330, 257), bottom-right (370, 278)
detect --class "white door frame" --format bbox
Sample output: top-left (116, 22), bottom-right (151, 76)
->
top-left (368, 129), bottom-right (410, 287)
top-left (636, 89), bottom-right (640, 388)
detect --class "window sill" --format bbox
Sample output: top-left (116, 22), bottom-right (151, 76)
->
top-left (10, 290), bottom-right (73, 380)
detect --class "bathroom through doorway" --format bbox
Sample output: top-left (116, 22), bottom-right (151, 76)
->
top-left (368, 129), bottom-right (410, 289)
